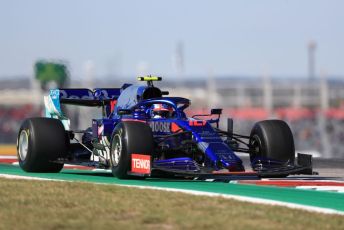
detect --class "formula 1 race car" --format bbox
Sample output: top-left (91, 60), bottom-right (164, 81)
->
top-left (17, 76), bottom-right (314, 180)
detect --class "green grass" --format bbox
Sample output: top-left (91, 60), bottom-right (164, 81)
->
top-left (0, 178), bottom-right (343, 230)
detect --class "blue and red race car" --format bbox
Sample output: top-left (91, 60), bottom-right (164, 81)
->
top-left (17, 76), bottom-right (314, 180)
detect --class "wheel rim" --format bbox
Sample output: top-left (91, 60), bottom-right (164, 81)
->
top-left (249, 134), bottom-right (263, 162)
top-left (18, 130), bottom-right (29, 161)
top-left (250, 135), bottom-right (261, 154)
top-left (111, 134), bottom-right (122, 167)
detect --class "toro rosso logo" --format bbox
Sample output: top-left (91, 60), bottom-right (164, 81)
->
top-left (149, 121), bottom-right (170, 133)
top-left (131, 154), bottom-right (151, 174)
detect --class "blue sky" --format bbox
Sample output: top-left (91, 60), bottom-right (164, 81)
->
top-left (0, 0), bottom-right (343, 79)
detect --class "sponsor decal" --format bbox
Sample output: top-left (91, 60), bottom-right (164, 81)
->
top-left (131, 154), bottom-right (151, 174)
top-left (170, 122), bottom-right (182, 133)
top-left (59, 89), bottom-right (94, 100)
top-left (50, 89), bottom-right (60, 99)
top-left (44, 96), bottom-right (61, 116)
top-left (149, 121), bottom-right (170, 133)
top-left (110, 100), bottom-right (117, 113)
top-left (189, 120), bottom-right (206, 126)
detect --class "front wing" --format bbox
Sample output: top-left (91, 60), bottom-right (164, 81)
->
top-left (128, 153), bottom-right (315, 181)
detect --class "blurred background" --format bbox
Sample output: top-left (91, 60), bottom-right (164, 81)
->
top-left (0, 0), bottom-right (343, 158)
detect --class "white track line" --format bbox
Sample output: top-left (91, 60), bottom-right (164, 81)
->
top-left (92, 169), bottom-right (112, 172)
top-left (0, 156), bottom-right (17, 159)
top-left (297, 186), bottom-right (344, 193)
top-left (0, 174), bottom-right (61, 181)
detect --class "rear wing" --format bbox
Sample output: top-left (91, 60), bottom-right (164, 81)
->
top-left (58, 88), bottom-right (121, 106)
top-left (44, 86), bottom-right (128, 129)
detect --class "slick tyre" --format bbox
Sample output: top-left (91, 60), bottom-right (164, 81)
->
top-left (110, 121), bottom-right (154, 179)
top-left (249, 120), bottom-right (295, 165)
top-left (17, 118), bottom-right (67, 172)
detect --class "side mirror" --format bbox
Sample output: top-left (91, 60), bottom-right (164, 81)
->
top-left (211, 109), bottom-right (222, 115)
top-left (118, 109), bottom-right (131, 115)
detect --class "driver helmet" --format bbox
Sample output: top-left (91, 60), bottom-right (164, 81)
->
top-left (151, 104), bottom-right (173, 118)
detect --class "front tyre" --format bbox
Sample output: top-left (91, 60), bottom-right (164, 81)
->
top-left (110, 121), bottom-right (154, 179)
top-left (249, 120), bottom-right (295, 167)
top-left (17, 118), bottom-right (67, 172)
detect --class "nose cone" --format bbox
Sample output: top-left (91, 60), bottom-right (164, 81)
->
top-left (178, 119), bottom-right (245, 171)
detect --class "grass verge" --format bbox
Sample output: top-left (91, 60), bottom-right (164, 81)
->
top-left (0, 177), bottom-right (343, 230)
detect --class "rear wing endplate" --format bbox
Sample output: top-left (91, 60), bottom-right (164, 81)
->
top-left (44, 87), bottom-right (124, 129)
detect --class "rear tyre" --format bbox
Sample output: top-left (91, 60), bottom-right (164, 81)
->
top-left (249, 120), bottom-right (295, 166)
top-left (110, 121), bottom-right (154, 179)
top-left (17, 118), bottom-right (67, 172)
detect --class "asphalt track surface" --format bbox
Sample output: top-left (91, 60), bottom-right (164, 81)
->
top-left (312, 158), bottom-right (344, 178)
top-left (1, 155), bottom-right (344, 214)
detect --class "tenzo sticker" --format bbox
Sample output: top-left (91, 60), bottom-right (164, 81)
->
top-left (131, 154), bottom-right (151, 174)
